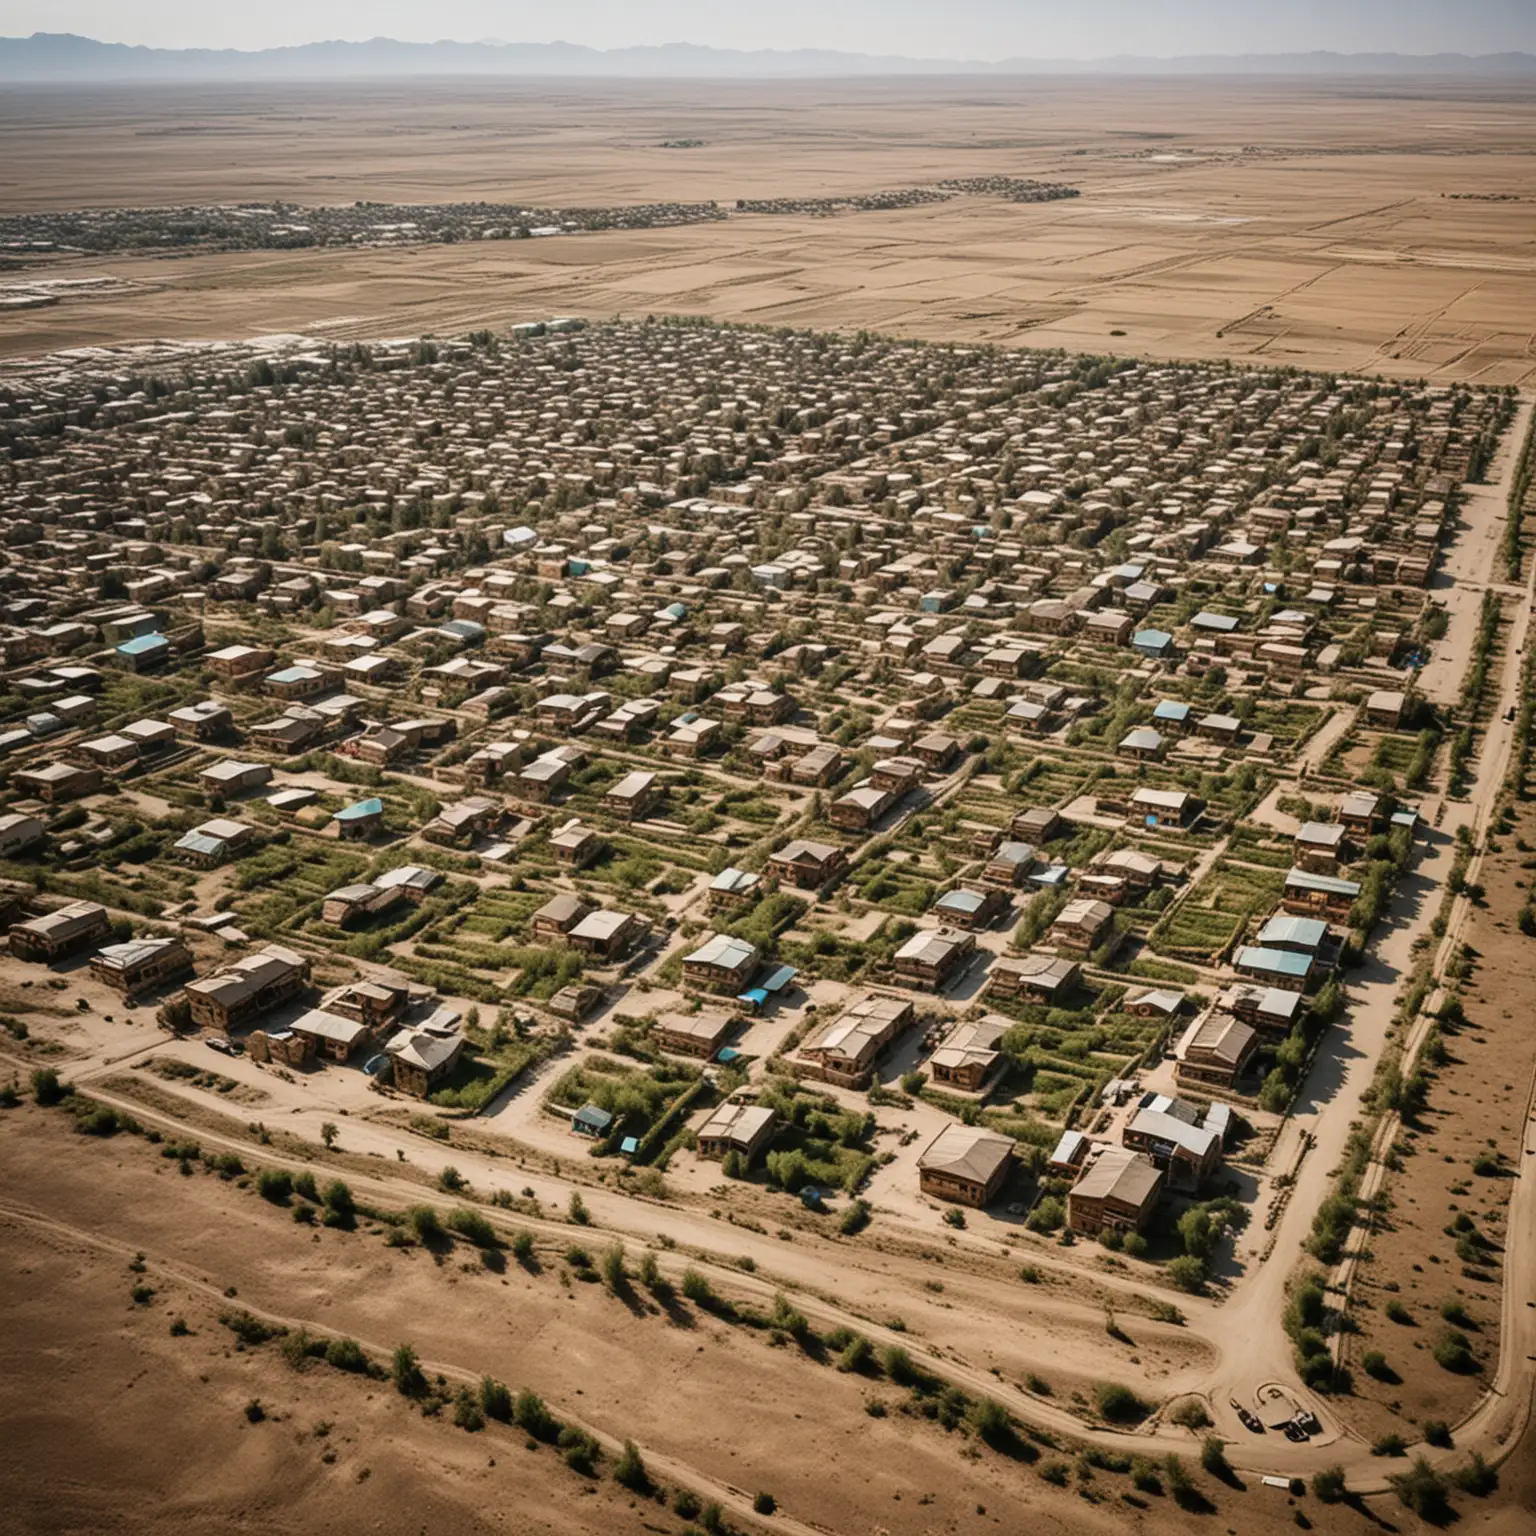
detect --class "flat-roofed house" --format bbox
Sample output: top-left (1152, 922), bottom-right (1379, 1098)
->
top-left (796, 993), bottom-right (914, 1086)
top-left (928, 1015), bottom-right (1008, 1093)
top-left (567, 908), bottom-right (643, 962)
top-left (829, 782), bottom-right (894, 831)
top-left (1282, 867), bottom-right (1361, 920)
top-left (1366, 690), bottom-right (1407, 729)
top-left (549, 819), bottom-right (606, 869)
top-left (931, 884), bottom-right (1007, 930)
top-left (1128, 787), bottom-right (1199, 830)
top-left (173, 817), bottom-right (255, 868)
top-left (986, 953), bottom-right (1080, 1003)
top-left (90, 935), bottom-right (194, 996)
top-left (199, 759), bottom-right (272, 797)
top-left (0, 813), bottom-right (44, 858)
top-left (1048, 897), bottom-right (1115, 956)
top-left (206, 643), bottom-right (274, 680)
top-left (288, 1006), bottom-right (372, 1063)
top-left (982, 840), bottom-right (1035, 888)
top-left (170, 700), bottom-right (232, 741)
top-left (332, 797), bottom-right (385, 841)
top-left (321, 882), bottom-right (402, 927)
top-left (422, 796), bottom-right (503, 847)
top-left (1068, 1147), bottom-right (1163, 1235)
top-left (603, 770), bottom-right (660, 822)
top-left (387, 1025), bottom-right (464, 1097)
top-left (1175, 1011), bottom-right (1259, 1090)
top-left (1118, 726), bottom-right (1164, 763)
top-left (682, 933), bottom-right (760, 996)
top-left (707, 866), bottom-right (761, 915)
top-left (892, 926), bottom-right (974, 991)
top-left (76, 733), bottom-right (139, 770)
top-left (1293, 820), bottom-right (1347, 873)
top-left (696, 1101), bottom-right (777, 1164)
top-left (1221, 982), bottom-right (1303, 1039)
top-left (372, 864), bottom-right (444, 905)
top-left (515, 751), bottom-right (573, 802)
top-left (15, 761), bottom-right (103, 803)
top-left (10, 900), bottom-right (110, 962)
top-left (184, 944), bottom-right (311, 1032)
top-left (1338, 790), bottom-right (1380, 838)
top-left (653, 1010), bottom-right (736, 1060)
top-left (918, 1124), bottom-right (1014, 1207)
top-left (766, 838), bottom-right (848, 891)
top-left (1123, 1097), bottom-right (1223, 1190)
top-left (531, 893), bottom-right (590, 942)
top-left (1232, 944), bottom-right (1314, 993)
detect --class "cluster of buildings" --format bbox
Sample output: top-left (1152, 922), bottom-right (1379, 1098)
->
top-left (0, 317), bottom-right (1499, 1248)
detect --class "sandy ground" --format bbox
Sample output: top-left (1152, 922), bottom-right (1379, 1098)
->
top-left (1341, 794), bottom-right (1536, 1438)
top-left (0, 1102), bottom-right (1355, 1536)
top-left (0, 77), bottom-right (1533, 382)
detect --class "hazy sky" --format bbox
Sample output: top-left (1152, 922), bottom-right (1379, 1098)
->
top-left (3, 0), bottom-right (1532, 57)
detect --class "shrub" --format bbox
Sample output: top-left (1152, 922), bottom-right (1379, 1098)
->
top-left (407, 1205), bottom-right (445, 1246)
top-left (293, 1171), bottom-right (319, 1202)
top-left (601, 1242), bottom-right (627, 1292)
top-left (244, 1398), bottom-right (265, 1424)
top-left (840, 1198), bottom-right (871, 1236)
top-left (1027, 1196), bottom-right (1064, 1232)
top-left (1362, 1350), bottom-right (1392, 1380)
top-left (1168, 1399), bottom-right (1212, 1430)
top-left (1372, 1432), bottom-right (1408, 1457)
top-left (1121, 1231), bottom-right (1148, 1258)
top-left (391, 1342), bottom-right (427, 1398)
top-left (1312, 1465), bottom-right (1347, 1503)
top-left (30, 1068), bottom-right (64, 1106)
top-left (880, 1345), bottom-right (917, 1387)
top-left (568, 1191), bottom-right (590, 1225)
top-left (1165, 1255), bottom-right (1206, 1294)
top-left (969, 1396), bottom-right (1013, 1449)
top-left (753, 1493), bottom-right (776, 1516)
top-left (1200, 1436), bottom-right (1228, 1476)
top-left (255, 1168), bottom-right (292, 1203)
top-left (837, 1334), bottom-right (873, 1373)
top-left (1450, 1451), bottom-right (1496, 1496)
top-left (1389, 1456), bottom-right (1450, 1520)
top-left (637, 1248), bottom-right (662, 1290)
top-left (558, 1425), bottom-right (599, 1476)
top-left (453, 1387), bottom-right (485, 1432)
top-left (613, 1440), bottom-right (650, 1493)
top-left (511, 1230), bottom-right (535, 1264)
top-left (1384, 1299), bottom-right (1413, 1324)
top-left (322, 1179), bottom-right (354, 1221)
top-left (1040, 1460), bottom-right (1070, 1486)
top-left (1130, 1456), bottom-right (1161, 1493)
top-left (325, 1337), bottom-right (368, 1374)
top-left (130, 1282), bottom-right (154, 1305)
top-left (446, 1207), bottom-right (497, 1248)
top-left (480, 1377), bottom-right (512, 1422)
top-left (681, 1268), bottom-right (714, 1305)
top-left (1423, 1419), bottom-right (1453, 1448)
top-left (1433, 1328), bottom-right (1477, 1374)
top-left (672, 1489), bottom-right (701, 1520)
top-left (1094, 1382), bottom-right (1148, 1424)
top-left (513, 1389), bottom-right (558, 1441)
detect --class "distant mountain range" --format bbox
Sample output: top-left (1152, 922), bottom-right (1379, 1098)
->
top-left (3, 32), bottom-right (1535, 83)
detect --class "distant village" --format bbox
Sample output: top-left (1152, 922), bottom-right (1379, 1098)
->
top-left (0, 315), bottom-right (1505, 1266)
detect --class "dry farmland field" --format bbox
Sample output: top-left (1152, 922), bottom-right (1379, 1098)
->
top-left (2, 68), bottom-right (1536, 1536)
top-left (0, 75), bottom-right (1533, 381)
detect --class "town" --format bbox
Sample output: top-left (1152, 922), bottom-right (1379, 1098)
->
top-left (0, 316), bottom-right (1509, 1288)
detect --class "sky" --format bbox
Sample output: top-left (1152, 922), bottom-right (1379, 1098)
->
top-left (2, 0), bottom-right (1532, 57)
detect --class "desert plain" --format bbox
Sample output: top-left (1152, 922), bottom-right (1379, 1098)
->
top-left (0, 67), bottom-right (1535, 1536)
